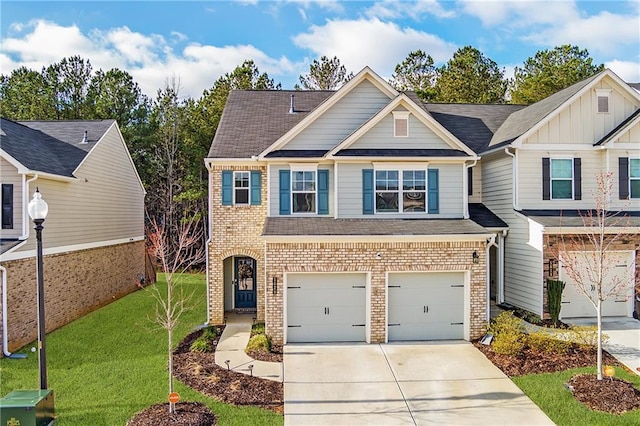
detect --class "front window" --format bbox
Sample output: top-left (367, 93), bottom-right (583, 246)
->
top-left (292, 171), bottom-right (316, 213)
top-left (234, 171), bottom-right (250, 204)
top-left (630, 159), bottom-right (640, 198)
top-left (376, 169), bottom-right (426, 213)
top-left (551, 159), bottom-right (573, 199)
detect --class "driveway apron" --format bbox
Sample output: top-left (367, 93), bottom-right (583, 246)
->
top-left (284, 342), bottom-right (553, 425)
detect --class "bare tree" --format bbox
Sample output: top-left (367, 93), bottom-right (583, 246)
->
top-left (146, 214), bottom-right (206, 412)
top-left (553, 171), bottom-right (633, 380)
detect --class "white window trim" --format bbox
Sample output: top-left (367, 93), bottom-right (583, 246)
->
top-left (595, 88), bottom-right (612, 114)
top-left (393, 111), bottom-right (410, 138)
top-left (233, 171), bottom-right (250, 205)
top-left (550, 157), bottom-right (574, 200)
top-left (374, 168), bottom-right (428, 214)
top-left (630, 158), bottom-right (640, 199)
top-left (291, 165), bottom-right (318, 215)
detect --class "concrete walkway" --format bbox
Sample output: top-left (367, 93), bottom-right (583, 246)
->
top-left (214, 312), bottom-right (283, 382)
top-left (565, 317), bottom-right (640, 375)
top-left (284, 342), bottom-right (554, 425)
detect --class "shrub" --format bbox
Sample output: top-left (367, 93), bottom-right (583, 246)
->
top-left (489, 311), bottom-right (526, 355)
top-left (246, 333), bottom-right (271, 352)
top-left (201, 326), bottom-right (217, 341)
top-left (251, 322), bottom-right (266, 336)
top-left (546, 279), bottom-right (565, 325)
top-left (526, 330), bottom-right (571, 354)
top-left (190, 337), bottom-right (210, 353)
top-left (566, 325), bottom-right (608, 349)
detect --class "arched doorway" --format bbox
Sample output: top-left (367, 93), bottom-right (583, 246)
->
top-left (234, 257), bottom-right (257, 309)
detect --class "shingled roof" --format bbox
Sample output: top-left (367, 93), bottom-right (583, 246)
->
top-left (0, 119), bottom-right (114, 177)
top-left (207, 90), bottom-right (333, 159)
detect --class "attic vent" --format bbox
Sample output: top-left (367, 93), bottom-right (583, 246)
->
top-left (595, 89), bottom-right (611, 114)
top-left (80, 130), bottom-right (88, 144)
top-left (392, 111), bottom-right (410, 137)
top-left (289, 94), bottom-right (296, 114)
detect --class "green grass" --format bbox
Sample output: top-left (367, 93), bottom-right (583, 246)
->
top-left (512, 366), bottom-right (640, 426)
top-left (0, 273), bottom-right (282, 426)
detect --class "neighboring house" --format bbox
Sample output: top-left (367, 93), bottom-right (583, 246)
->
top-left (0, 119), bottom-right (146, 355)
top-left (461, 69), bottom-right (640, 320)
top-left (206, 68), bottom-right (639, 345)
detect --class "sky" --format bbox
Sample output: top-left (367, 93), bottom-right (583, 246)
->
top-left (1, 0), bottom-right (639, 99)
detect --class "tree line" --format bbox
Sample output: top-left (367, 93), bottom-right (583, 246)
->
top-left (0, 45), bottom-right (604, 263)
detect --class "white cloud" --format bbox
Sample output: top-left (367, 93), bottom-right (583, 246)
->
top-left (606, 60), bottom-right (640, 83)
top-left (0, 19), bottom-right (296, 98)
top-left (366, 0), bottom-right (456, 20)
top-left (292, 18), bottom-right (458, 79)
top-left (459, 0), bottom-right (578, 27)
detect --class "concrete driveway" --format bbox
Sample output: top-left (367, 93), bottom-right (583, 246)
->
top-left (284, 342), bottom-right (553, 425)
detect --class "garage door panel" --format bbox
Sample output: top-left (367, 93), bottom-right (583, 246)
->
top-left (388, 272), bottom-right (465, 341)
top-left (287, 273), bottom-right (366, 343)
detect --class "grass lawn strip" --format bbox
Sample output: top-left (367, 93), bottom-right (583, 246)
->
top-left (0, 273), bottom-right (283, 426)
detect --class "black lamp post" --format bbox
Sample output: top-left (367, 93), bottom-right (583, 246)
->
top-left (28, 187), bottom-right (49, 390)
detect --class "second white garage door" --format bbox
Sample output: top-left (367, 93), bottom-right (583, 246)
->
top-left (388, 272), bottom-right (465, 341)
top-left (287, 273), bottom-right (367, 343)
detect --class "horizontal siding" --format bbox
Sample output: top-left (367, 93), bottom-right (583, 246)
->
top-left (350, 112), bottom-right (452, 150)
top-left (285, 80), bottom-right (391, 151)
top-left (518, 149), bottom-right (604, 210)
top-left (481, 154), bottom-right (513, 216)
top-left (14, 126), bottom-right (144, 252)
top-left (0, 158), bottom-right (23, 239)
top-left (468, 162), bottom-right (482, 203)
top-left (268, 164), bottom-right (334, 216)
top-left (527, 76), bottom-right (640, 144)
top-left (503, 212), bottom-right (544, 315)
top-left (337, 162), bottom-right (463, 218)
top-left (609, 150), bottom-right (640, 211)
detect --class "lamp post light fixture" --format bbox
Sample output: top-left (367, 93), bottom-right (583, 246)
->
top-left (27, 188), bottom-right (49, 390)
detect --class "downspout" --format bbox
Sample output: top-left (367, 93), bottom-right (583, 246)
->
top-left (464, 159), bottom-right (478, 219)
top-left (486, 235), bottom-right (497, 322)
top-left (204, 160), bottom-right (213, 325)
top-left (20, 174), bottom-right (39, 239)
top-left (1, 265), bottom-right (26, 358)
top-left (504, 148), bottom-right (519, 210)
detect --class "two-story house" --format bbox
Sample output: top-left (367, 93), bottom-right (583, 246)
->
top-left (207, 67), bottom-right (639, 345)
top-left (0, 119), bottom-right (146, 355)
top-left (206, 68), bottom-right (511, 345)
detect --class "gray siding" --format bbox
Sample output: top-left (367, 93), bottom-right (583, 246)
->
top-left (0, 158), bottom-right (23, 239)
top-left (285, 80), bottom-right (391, 150)
top-left (468, 162), bottom-right (482, 204)
top-left (480, 154), bottom-right (513, 216)
top-left (14, 125), bottom-right (144, 253)
top-left (350, 112), bottom-right (453, 150)
top-left (337, 162), bottom-right (463, 218)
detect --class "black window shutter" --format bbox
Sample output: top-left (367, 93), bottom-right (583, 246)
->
top-left (619, 157), bottom-right (629, 200)
top-left (542, 158), bottom-right (550, 200)
top-left (573, 158), bottom-right (581, 200)
top-left (1, 184), bottom-right (13, 229)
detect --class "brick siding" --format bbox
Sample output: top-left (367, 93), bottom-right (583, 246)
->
top-left (0, 240), bottom-right (145, 354)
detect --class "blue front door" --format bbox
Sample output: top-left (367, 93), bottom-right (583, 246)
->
top-left (234, 257), bottom-right (256, 309)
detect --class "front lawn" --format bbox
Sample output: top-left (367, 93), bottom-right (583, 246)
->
top-left (513, 367), bottom-right (640, 426)
top-left (0, 273), bottom-right (282, 426)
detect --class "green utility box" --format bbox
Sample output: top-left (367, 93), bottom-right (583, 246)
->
top-left (0, 389), bottom-right (54, 426)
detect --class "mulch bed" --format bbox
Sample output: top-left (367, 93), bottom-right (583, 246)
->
top-left (172, 327), bottom-right (284, 414)
top-left (127, 402), bottom-right (216, 426)
top-left (247, 344), bottom-right (283, 362)
top-left (569, 374), bottom-right (640, 414)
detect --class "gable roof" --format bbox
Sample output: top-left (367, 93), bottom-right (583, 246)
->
top-left (257, 67), bottom-right (397, 159)
top-left (207, 90), bottom-right (333, 159)
top-left (424, 103), bottom-right (525, 153)
top-left (595, 108), bottom-right (640, 145)
top-left (0, 119), bottom-right (114, 177)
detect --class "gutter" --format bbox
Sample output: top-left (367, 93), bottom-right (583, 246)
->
top-left (504, 148), bottom-right (519, 210)
top-left (464, 159), bottom-right (478, 219)
top-left (204, 159), bottom-right (214, 325)
top-left (19, 174), bottom-right (39, 240)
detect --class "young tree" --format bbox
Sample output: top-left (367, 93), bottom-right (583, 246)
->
top-left (146, 215), bottom-right (206, 413)
top-left (510, 45), bottom-right (604, 104)
top-left (435, 46), bottom-right (507, 103)
top-left (553, 172), bottom-right (634, 380)
top-left (297, 56), bottom-right (353, 90)
top-left (390, 50), bottom-right (438, 101)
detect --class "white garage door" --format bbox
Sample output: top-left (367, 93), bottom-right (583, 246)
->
top-left (560, 251), bottom-right (634, 318)
top-left (388, 272), bottom-right (465, 341)
top-left (287, 273), bottom-right (366, 343)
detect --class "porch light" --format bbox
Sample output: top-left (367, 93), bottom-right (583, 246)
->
top-left (472, 251), bottom-right (479, 264)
